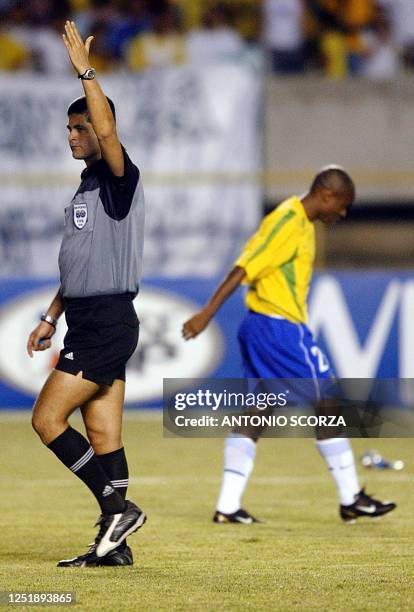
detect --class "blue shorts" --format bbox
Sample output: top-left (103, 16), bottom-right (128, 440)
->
top-left (238, 311), bottom-right (335, 402)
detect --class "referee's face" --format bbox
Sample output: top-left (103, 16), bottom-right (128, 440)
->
top-left (67, 113), bottom-right (100, 164)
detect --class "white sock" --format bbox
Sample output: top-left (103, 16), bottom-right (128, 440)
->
top-left (316, 438), bottom-right (360, 506)
top-left (216, 435), bottom-right (256, 514)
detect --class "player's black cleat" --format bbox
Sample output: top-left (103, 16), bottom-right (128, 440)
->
top-left (57, 550), bottom-right (99, 568)
top-left (95, 500), bottom-right (146, 557)
top-left (57, 542), bottom-right (133, 568)
top-left (340, 488), bottom-right (396, 524)
top-left (97, 542), bottom-right (133, 566)
top-left (58, 500), bottom-right (146, 566)
top-left (213, 508), bottom-right (261, 524)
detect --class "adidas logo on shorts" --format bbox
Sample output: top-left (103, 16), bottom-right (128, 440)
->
top-left (64, 352), bottom-right (74, 360)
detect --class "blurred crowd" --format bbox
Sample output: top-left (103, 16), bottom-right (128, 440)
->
top-left (0, 0), bottom-right (413, 80)
top-left (264, 0), bottom-right (412, 80)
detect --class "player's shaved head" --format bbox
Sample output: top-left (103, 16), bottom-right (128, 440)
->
top-left (311, 166), bottom-right (355, 203)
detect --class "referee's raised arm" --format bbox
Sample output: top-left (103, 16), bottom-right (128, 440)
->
top-left (62, 20), bottom-right (124, 177)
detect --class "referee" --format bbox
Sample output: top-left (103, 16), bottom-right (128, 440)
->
top-left (27, 21), bottom-right (146, 567)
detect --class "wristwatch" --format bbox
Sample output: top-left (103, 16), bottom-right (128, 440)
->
top-left (41, 313), bottom-right (58, 328)
top-left (78, 68), bottom-right (96, 80)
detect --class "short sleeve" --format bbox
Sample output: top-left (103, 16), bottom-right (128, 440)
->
top-left (99, 146), bottom-right (140, 221)
top-left (236, 210), bottom-right (298, 282)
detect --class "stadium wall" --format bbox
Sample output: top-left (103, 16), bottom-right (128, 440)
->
top-left (264, 76), bottom-right (414, 202)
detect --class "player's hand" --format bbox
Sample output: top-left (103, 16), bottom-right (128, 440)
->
top-left (182, 310), bottom-right (211, 340)
top-left (27, 322), bottom-right (56, 358)
top-left (62, 20), bottom-right (94, 76)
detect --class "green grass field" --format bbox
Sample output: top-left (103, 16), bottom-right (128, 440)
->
top-left (1, 411), bottom-right (413, 611)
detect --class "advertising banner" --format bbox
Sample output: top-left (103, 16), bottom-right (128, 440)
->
top-left (0, 271), bottom-right (412, 408)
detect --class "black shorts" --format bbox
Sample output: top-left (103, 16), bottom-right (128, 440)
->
top-left (55, 293), bottom-right (139, 386)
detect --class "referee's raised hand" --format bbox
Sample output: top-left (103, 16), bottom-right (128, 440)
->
top-left (62, 20), bottom-right (94, 76)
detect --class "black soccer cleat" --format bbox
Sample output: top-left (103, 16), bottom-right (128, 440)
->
top-left (95, 500), bottom-right (146, 557)
top-left (57, 542), bottom-right (133, 568)
top-left (97, 542), bottom-right (133, 566)
top-left (57, 550), bottom-right (99, 568)
top-left (213, 508), bottom-right (261, 524)
top-left (58, 500), bottom-right (146, 565)
top-left (340, 488), bottom-right (396, 524)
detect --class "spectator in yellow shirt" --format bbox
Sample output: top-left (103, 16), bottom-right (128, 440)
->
top-left (0, 31), bottom-right (30, 71)
top-left (126, 6), bottom-right (186, 71)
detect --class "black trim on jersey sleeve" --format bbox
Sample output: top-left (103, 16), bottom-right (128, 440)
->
top-left (98, 146), bottom-right (140, 221)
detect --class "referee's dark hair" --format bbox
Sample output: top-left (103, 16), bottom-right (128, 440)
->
top-left (67, 95), bottom-right (116, 122)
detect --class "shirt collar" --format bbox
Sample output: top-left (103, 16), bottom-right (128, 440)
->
top-left (81, 158), bottom-right (105, 180)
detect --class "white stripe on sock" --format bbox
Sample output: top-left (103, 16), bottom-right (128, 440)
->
top-left (111, 480), bottom-right (129, 488)
top-left (70, 447), bottom-right (94, 473)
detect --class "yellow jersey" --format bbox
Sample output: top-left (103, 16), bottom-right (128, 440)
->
top-left (235, 196), bottom-right (315, 323)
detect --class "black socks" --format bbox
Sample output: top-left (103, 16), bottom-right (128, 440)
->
top-left (48, 427), bottom-right (126, 515)
top-left (96, 447), bottom-right (129, 500)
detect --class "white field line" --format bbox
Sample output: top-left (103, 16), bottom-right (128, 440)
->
top-left (0, 474), bottom-right (411, 488)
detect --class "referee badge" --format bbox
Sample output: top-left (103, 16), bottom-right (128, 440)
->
top-left (73, 202), bottom-right (88, 230)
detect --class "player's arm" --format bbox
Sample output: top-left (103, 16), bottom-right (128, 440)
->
top-left (182, 267), bottom-right (245, 340)
top-left (26, 288), bottom-right (65, 357)
top-left (62, 20), bottom-right (124, 177)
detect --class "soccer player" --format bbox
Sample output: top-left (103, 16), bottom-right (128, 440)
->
top-left (26, 21), bottom-right (146, 567)
top-left (183, 167), bottom-right (396, 524)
